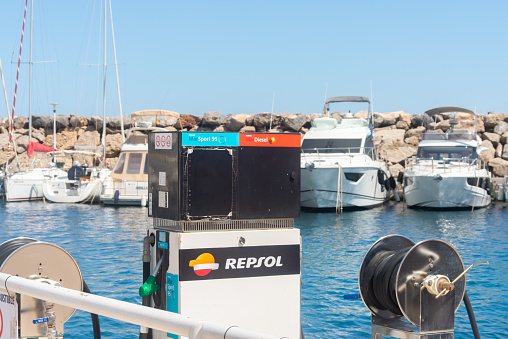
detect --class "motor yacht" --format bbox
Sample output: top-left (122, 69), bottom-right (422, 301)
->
top-left (403, 106), bottom-right (493, 209)
top-left (300, 96), bottom-right (392, 210)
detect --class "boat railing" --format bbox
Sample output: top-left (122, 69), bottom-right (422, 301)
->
top-left (301, 147), bottom-right (376, 163)
top-left (102, 180), bottom-right (147, 196)
top-left (405, 156), bottom-right (486, 173)
top-left (0, 272), bottom-right (278, 339)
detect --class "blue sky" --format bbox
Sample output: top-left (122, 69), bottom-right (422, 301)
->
top-left (1, 1), bottom-right (507, 118)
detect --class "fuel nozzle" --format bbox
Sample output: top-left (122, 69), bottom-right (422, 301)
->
top-left (139, 256), bottom-right (164, 297)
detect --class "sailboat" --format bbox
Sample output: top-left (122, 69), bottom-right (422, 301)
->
top-left (41, 0), bottom-right (122, 204)
top-left (2, 0), bottom-right (68, 202)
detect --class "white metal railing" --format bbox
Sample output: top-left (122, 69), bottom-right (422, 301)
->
top-left (102, 180), bottom-right (147, 196)
top-left (405, 157), bottom-right (487, 174)
top-left (301, 147), bottom-right (378, 163)
top-left (0, 273), bottom-right (281, 339)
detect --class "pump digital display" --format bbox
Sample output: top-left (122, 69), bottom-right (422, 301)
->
top-left (179, 245), bottom-right (300, 281)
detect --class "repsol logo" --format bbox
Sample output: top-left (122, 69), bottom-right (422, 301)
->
top-left (225, 256), bottom-right (283, 269)
top-left (179, 244), bottom-right (300, 281)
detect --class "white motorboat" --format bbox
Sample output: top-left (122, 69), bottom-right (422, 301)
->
top-left (403, 106), bottom-right (493, 209)
top-left (41, 151), bottom-right (111, 204)
top-left (300, 96), bottom-right (392, 210)
top-left (101, 110), bottom-right (178, 206)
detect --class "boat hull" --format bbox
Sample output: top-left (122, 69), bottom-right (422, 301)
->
top-left (4, 168), bottom-right (67, 202)
top-left (301, 166), bottom-right (389, 209)
top-left (100, 179), bottom-right (148, 206)
top-left (404, 175), bottom-right (491, 209)
top-left (42, 180), bottom-right (102, 204)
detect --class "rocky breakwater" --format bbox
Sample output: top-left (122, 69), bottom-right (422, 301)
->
top-left (2, 110), bottom-right (508, 177)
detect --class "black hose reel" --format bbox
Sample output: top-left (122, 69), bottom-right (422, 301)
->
top-left (359, 235), bottom-right (485, 338)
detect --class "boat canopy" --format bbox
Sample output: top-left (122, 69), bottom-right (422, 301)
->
top-left (424, 107), bottom-right (475, 116)
top-left (325, 96), bottom-right (370, 104)
top-left (131, 110), bottom-right (179, 118)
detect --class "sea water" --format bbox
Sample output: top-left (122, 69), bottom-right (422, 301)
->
top-left (0, 201), bottom-right (506, 338)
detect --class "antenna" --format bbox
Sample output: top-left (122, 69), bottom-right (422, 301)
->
top-left (270, 91), bottom-right (275, 130)
top-left (370, 80), bottom-right (374, 114)
top-left (323, 83), bottom-right (328, 116)
top-left (50, 103), bottom-right (59, 163)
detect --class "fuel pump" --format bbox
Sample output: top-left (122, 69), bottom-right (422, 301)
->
top-left (141, 131), bottom-right (302, 339)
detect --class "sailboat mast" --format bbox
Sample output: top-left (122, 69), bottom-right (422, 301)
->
top-left (102, 0), bottom-right (107, 166)
top-left (109, 0), bottom-right (125, 143)
top-left (29, 0), bottom-right (33, 143)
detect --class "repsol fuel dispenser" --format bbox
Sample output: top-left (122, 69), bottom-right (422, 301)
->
top-left (141, 131), bottom-right (302, 339)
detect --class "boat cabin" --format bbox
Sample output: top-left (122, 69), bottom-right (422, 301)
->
top-left (417, 144), bottom-right (477, 161)
top-left (111, 151), bottom-right (148, 182)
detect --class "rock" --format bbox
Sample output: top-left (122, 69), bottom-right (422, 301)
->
top-left (44, 130), bottom-right (78, 151)
top-left (488, 157), bottom-right (508, 177)
top-left (501, 132), bottom-right (508, 145)
top-left (239, 125), bottom-right (256, 132)
top-left (405, 126), bottom-right (426, 139)
top-left (268, 126), bottom-right (285, 133)
top-left (480, 140), bottom-right (496, 161)
top-left (300, 127), bottom-right (309, 134)
top-left (175, 114), bottom-right (200, 129)
top-left (411, 114), bottom-right (431, 128)
top-left (476, 115), bottom-right (485, 133)
top-left (388, 163), bottom-right (404, 178)
top-left (250, 113), bottom-right (272, 128)
top-left (330, 112), bottom-right (344, 121)
top-left (88, 116), bottom-right (108, 132)
top-left (32, 129), bottom-right (46, 143)
top-left (32, 115), bottom-right (52, 129)
top-left (436, 120), bottom-right (451, 132)
top-left (484, 113), bottom-right (508, 130)
top-left (398, 112), bottom-right (412, 125)
top-left (502, 144), bottom-right (508, 161)
top-left (483, 132), bottom-right (501, 147)
top-left (226, 114), bottom-right (249, 132)
top-left (15, 134), bottom-right (30, 150)
top-left (395, 121), bottom-right (410, 130)
top-left (106, 128), bottom-right (121, 135)
top-left (55, 115), bottom-right (70, 132)
top-left (105, 133), bottom-right (123, 158)
top-left (373, 129), bottom-right (406, 146)
top-left (13, 116), bottom-right (28, 129)
top-left (70, 115), bottom-right (88, 128)
top-left (0, 126), bottom-right (6, 134)
top-left (353, 110), bottom-right (369, 119)
top-left (496, 143), bottom-right (503, 158)
top-left (75, 130), bottom-right (101, 148)
top-left (494, 121), bottom-right (508, 135)
top-left (404, 136), bottom-right (419, 146)
top-left (213, 125), bottom-right (226, 132)
top-left (13, 128), bottom-right (29, 136)
top-left (0, 118), bottom-right (8, 129)
top-left (197, 126), bottom-right (213, 132)
top-left (158, 116), bottom-right (178, 127)
top-left (378, 145), bottom-right (417, 165)
top-left (108, 115), bottom-right (122, 129)
top-left (373, 113), bottom-right (398, 128)
top-left (281, 114), bottom-right (309, 132)
top-left (201, 111), bottom-right (226, 126)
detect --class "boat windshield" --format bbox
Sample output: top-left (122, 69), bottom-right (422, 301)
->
top-left (417, 146), bottom-right (476, 160)
top-left (301, 139), bottom-right (363, 153)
